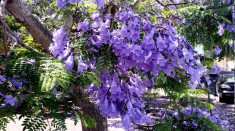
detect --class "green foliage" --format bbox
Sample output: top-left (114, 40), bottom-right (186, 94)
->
top-left (0, 51), bottom-right (75, 131)
top-left (50, 116), bottom-right (67, 131)
top-left (196, 116), bottom-right (223, 131)
top-left (174, 4), bottom-right (234, 59)
top-left (39, 59), bottom-right (73, 92)
top-left (81, 114), bottom-right (96, 129)
top-left (0, 106), bottom-right (16, 131)
top-left (73, 111), bottom-right (79, 126)
top-left (4, 51), bottom-right (74, 93)
top-left (19, 93), bottom-right (68, 131)
top-left (0, 117), bottom-right (10, 131)
top-left (22, 115), bottom-right (47, 131)
top-left (154, 121), bottom-right (173, 131)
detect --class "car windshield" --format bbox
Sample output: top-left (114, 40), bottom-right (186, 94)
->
top-left (223, 74), bottom-right (234, 83)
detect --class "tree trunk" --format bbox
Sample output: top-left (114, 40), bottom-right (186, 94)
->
top-left (5, 0), bottom-right (53, 53)
top-left (73, 86), bottom-right (108, 131)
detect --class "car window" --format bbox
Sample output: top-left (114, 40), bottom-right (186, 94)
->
top-left (223, 75), bottom-right (235, 82)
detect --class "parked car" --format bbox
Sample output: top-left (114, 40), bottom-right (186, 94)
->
top-left (215, 71), bottom-right (234, 102)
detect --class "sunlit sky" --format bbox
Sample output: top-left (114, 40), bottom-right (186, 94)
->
top-left (194, 45), bottom-right (204, 55)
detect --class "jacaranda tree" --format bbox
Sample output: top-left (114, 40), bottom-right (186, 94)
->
top-left (0, 0), bottom-right (234, 131)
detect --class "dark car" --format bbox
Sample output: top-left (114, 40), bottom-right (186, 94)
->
top-left (215, 71), bottom-right (234, 102)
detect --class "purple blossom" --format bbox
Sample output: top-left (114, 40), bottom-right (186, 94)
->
top-left (56, 0), bottom-right (81, 9)
top-left (91, 12), bottom-right (100, 20)
top-left (56, 0), bottom-right (67, 10)
top-left (77, 19), bottom-right (89, 33)
top-left (182, 48), bottom-right (194, 62)
top-left (49, 26), bottom-right (68, 57)
top-left (77, 58), bottom-right (88, 73)
top-left (117, 11), bottom-right (129, 22)
top-left (0, 75), bottom-right (6, 84)
top-left (217, 23), bottom-right (225, 36)
top-left (21, 0), bottom-right (28, 4)
top-left (4, 95), bottom-right (17, 106)
top-left (213, 46), bottom-right (222, 55)
top-left (64, 53), bottom-right (74, 72)
top-left (33, 0), bottom-right (40, 4)
top-left (95, 0), bottom-right (104, 8)
top-left (232, 43), bottom-right (235, 49)
top-left (157, 35), bottom-right (166, 51)
top-left (226, 24), bottom-right (234, 32)
top-left (191, 120), bottom-right (197, 128)
top-left (143, 18), bottom-right (152, 30)
top-left (210, 65), bottom-right (221, 74)
top-left (122, 114), bottom-right (131, 130)
top-left (11, 79), bottom-right (22, 87)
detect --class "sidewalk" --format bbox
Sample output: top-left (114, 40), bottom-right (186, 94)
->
top-left (6, 117), bottom-right (125, 131)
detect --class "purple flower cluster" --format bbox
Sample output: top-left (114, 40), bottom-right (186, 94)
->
top-left (0, 92), bottom-right (17, 107)
top-left (3, 95), bottom-right (17, 106)
top-left (0, 75), bottom-right (23, 87)
top-left (95, 0), bottom-right (104, 8)
top-left (213, 46), bottom-right (222, 55)
top-left (86, 71), bottom-right (152, 129)
top-left (89, 9), bottom-right (206, 88)
top-left (210, 65), bottom-right (221, 74)
top-left (50, 7), bottom-right (209, 130)
top-left (168, 105), bottom-right (229, 129)
top-left (217, 23), bottom-right (234, 36)
top-left (55, 0), bottom-right (105, 10)
top-left (49, 26), bottom-right (75, 72)
top-left (76, 8), bottom-right (207, 129)
top-left (56, 0), bottom-right (81, 10)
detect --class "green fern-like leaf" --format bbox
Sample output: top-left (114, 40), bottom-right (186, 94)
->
top-left (4, 52), bottom-right (74, 93)
top-left (0, 117), bottom-right (10, 131)
top-left (22, 115), bottom-right (47, 131)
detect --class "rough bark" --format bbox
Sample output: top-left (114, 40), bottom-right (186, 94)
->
top-left (73, 86), bottom-right (108, 131)
top-left (5, 0), bottom-right (53, 53)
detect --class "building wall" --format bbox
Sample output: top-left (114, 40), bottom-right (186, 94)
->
top-left (214, 58), bottom-right (235, 71)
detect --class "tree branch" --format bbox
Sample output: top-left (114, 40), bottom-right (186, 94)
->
top-left (155, 0), bottom-right (191, 8)
top-left (132, 0), bottom-right (141, 10)
top-left (5, 0), bottom-right (53, 53)
top-left (165, 2), bottom-right (190, 7)
top-left (155, 0), bottom-right (166, 7)
top-left (0, 0), bottom-right (44, 57)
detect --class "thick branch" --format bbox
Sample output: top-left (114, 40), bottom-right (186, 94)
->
top-left (5, 0), bottom-right (53, 53)
top-left (0, 0), bottom-right (42, 57)
top-left (132, 0), bottom-right (141, 10)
